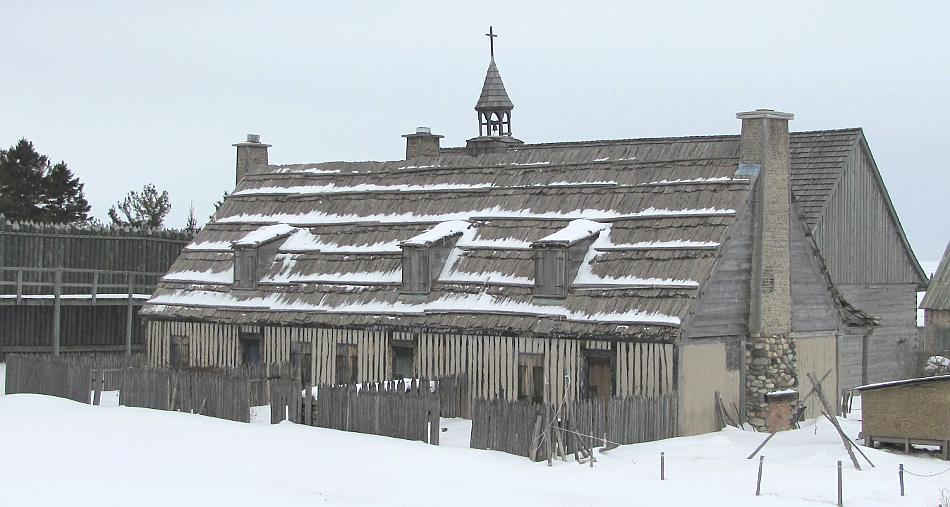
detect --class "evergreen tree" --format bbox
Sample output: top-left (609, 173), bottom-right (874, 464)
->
top-left (41, 161), bottom-right (91, 223)
top-left (209, 190), bottom-right (230, 222)
top-left (108, 184), bottom-right (171, 228)
top-left (184, 202), bottom-right (199, 235)
top-left (0, 139), bottom-right (88, 223)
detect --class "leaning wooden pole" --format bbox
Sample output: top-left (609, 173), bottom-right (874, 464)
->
top-left (807, 372), bottom-right (861, 470)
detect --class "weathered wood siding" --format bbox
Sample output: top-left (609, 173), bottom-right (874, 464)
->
top-left (838, 283), bottom-right (919, 383)
top-left (0, 223), bottom-right (189, 273)
top-left (812, 139), bottom-right (924, 286)
top-left (789, 208), bottom-right (841, 333)
top-left (837, 329), bottom-right (867, 394)
top-left (1, 305), bottom-right (146, 348)
top-left (146, 322), bottom-right (675, 411)
top-left (793, 333), bottom-right (838, 419)
top-left (684, 197), bottom-right (752, 340)
top-left (146, 320), bottom-right (240, 367)
top-left (679, 340), bottom-right (741, 436)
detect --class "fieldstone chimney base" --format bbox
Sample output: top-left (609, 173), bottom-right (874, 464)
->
top-left (745, 334), bottom-right (797, 430)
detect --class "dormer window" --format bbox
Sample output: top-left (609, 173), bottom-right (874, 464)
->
top-left (231, 224), bottom-right (295, 291)
top-left (531, 220), bottom-right (606, 299)
top-left (233, 247), bottom-right (259, 290)
top-left (400, 220), bottom-right (469, 295)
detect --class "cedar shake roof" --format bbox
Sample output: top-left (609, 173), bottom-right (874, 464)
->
top-left (475, 59), bottom-right (514, 111)
top-left (920, 242), bottom-right (950, 310)
top-left (143, 130), bottom-right (878, 337)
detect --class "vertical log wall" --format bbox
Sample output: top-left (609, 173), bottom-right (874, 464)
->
top-left (146, 321), bottom-right (676, 407)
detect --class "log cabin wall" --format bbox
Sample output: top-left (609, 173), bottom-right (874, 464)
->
top-left (146, 321), bottom-right (676, 408)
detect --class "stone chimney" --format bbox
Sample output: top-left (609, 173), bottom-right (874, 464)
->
top-left (402, 127), bottom-right (443, 159)
top-left (737, 108), bottom-right (797, 430)
top-left (233, 134), bottom-right (271, 185)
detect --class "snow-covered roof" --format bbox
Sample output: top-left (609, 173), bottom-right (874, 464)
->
top-left (232, 224), bottom-right (295, 247)
top-left (144, 133), bottom-right (856, 337)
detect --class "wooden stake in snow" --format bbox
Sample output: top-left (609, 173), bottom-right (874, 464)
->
top-left (660, 452), bottom-right (665, 480)
top-left (755, 455), bottom-right (764, 496)
top-left (837, 460), bottom-right (843, 506)
top-left (899, 464), bottom-right (904, 496)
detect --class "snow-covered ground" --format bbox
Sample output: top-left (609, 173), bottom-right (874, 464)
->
top-left (2, 393), bottom-right (949, 506)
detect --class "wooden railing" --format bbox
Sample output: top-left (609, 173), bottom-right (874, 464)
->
top-left (0, 267), bottom-right (167, 356)
top-left (0, 266), bottom-right (164, 300)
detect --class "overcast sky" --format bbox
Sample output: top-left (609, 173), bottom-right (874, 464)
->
top-left (1, 1), bottom-right (947, 264)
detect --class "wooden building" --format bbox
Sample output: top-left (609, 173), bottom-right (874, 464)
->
top-left (0, 219), bottom-right (191, 355)
top-left (141, 54), bottom-right (919, 436)
top-left (920, 242), bottom-right (950, 355)
top-left (856, 375), bottom-right (950, 459)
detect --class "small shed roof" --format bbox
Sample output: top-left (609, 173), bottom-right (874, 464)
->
top-left (855, 374), bottom-right (950, 392)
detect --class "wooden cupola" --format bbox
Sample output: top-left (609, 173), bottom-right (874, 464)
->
top-left (531, 220), bottom-right (606, 299)
top-left (400, 221), bottom-right (470, 295)
top-left (231, 224), bottom-right (295, 291)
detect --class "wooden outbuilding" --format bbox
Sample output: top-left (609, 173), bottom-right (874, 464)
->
top-left (856, 375), bottom-right (950, 459)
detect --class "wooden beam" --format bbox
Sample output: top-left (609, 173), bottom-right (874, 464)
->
top-left (125, 273), bottom-right (134, 357)
top-left (52, 269), bottom-right (62, 356)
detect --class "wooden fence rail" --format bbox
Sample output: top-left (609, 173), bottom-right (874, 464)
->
top-left (471, 395), bottom-right (678, 460)
top-left (311, 380), bottom-right (440, 444)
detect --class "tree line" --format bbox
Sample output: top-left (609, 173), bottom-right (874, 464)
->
top-left (0, 138), bottom-right (210, 231)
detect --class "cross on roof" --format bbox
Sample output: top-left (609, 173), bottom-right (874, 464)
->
top-left (485, 26), bottom-right (497, 59)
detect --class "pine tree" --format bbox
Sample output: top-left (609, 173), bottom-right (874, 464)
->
top-left (108, 184), bottom-right (171, 228)
top-left (0, 139), bottom-right (90, 223)
top-left (209, 190), bottom-right (230, 222)
top-left (41, 161), bottom-right (91, 223)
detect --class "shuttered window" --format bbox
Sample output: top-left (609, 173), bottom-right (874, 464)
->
top-left (291, 341), bottom-right (313, 385)
top-left (335, 344), bottom-right (358, 385)
top-left (518, 353), bottom-right (545, 403)
top-left (534, 248), bottom-right (567, 298)
top-left (233, 249), bottom-right (258, 290)
top-left (401, 248), bottom-right (431, 294)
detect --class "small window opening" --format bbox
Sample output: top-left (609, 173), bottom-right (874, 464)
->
top-left (240, 332), bottom-right (262, 365)
top-left (392, 341), bottom-right (416, 380)
top-left (518, 353), bottom-right (545, 404)
top-left (291, 341), bottom-right (313, 385)
top-left (170, 335), bottom-right (190, 368)
top-left (335, 343), bottom-right (358, 385)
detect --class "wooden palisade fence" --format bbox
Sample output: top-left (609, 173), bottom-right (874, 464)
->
top-left (309, 379), bottom-right (440, 445)
top-left (4, 354), bottom-right (301, 424)
top-left (470, 395), bottom-right (678, 461)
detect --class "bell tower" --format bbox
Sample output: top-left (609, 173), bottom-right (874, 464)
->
top-left (467, 26), bottom-right (523, 155)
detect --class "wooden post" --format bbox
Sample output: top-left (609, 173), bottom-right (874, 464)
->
top-left (755, 455), bottom-right (764, 495)
top-left (52, 268), bottom-right (62, 356)
top-left (660, 452), bottom-right (665, 480)
top-left (15, 269), bottom-right (22, 304)
top-left (837, 460), bottom-right (843, 507)
top-left (544, 375), bottom-right (553, 467)
top-left (91, 271), bottom-right (98, 304)
top-left (92, 370), bottom-right (101, 405)
top-left (125, 273), bottom-right (134, 357)
top-left (898, 464), bottom-right (904, 496)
